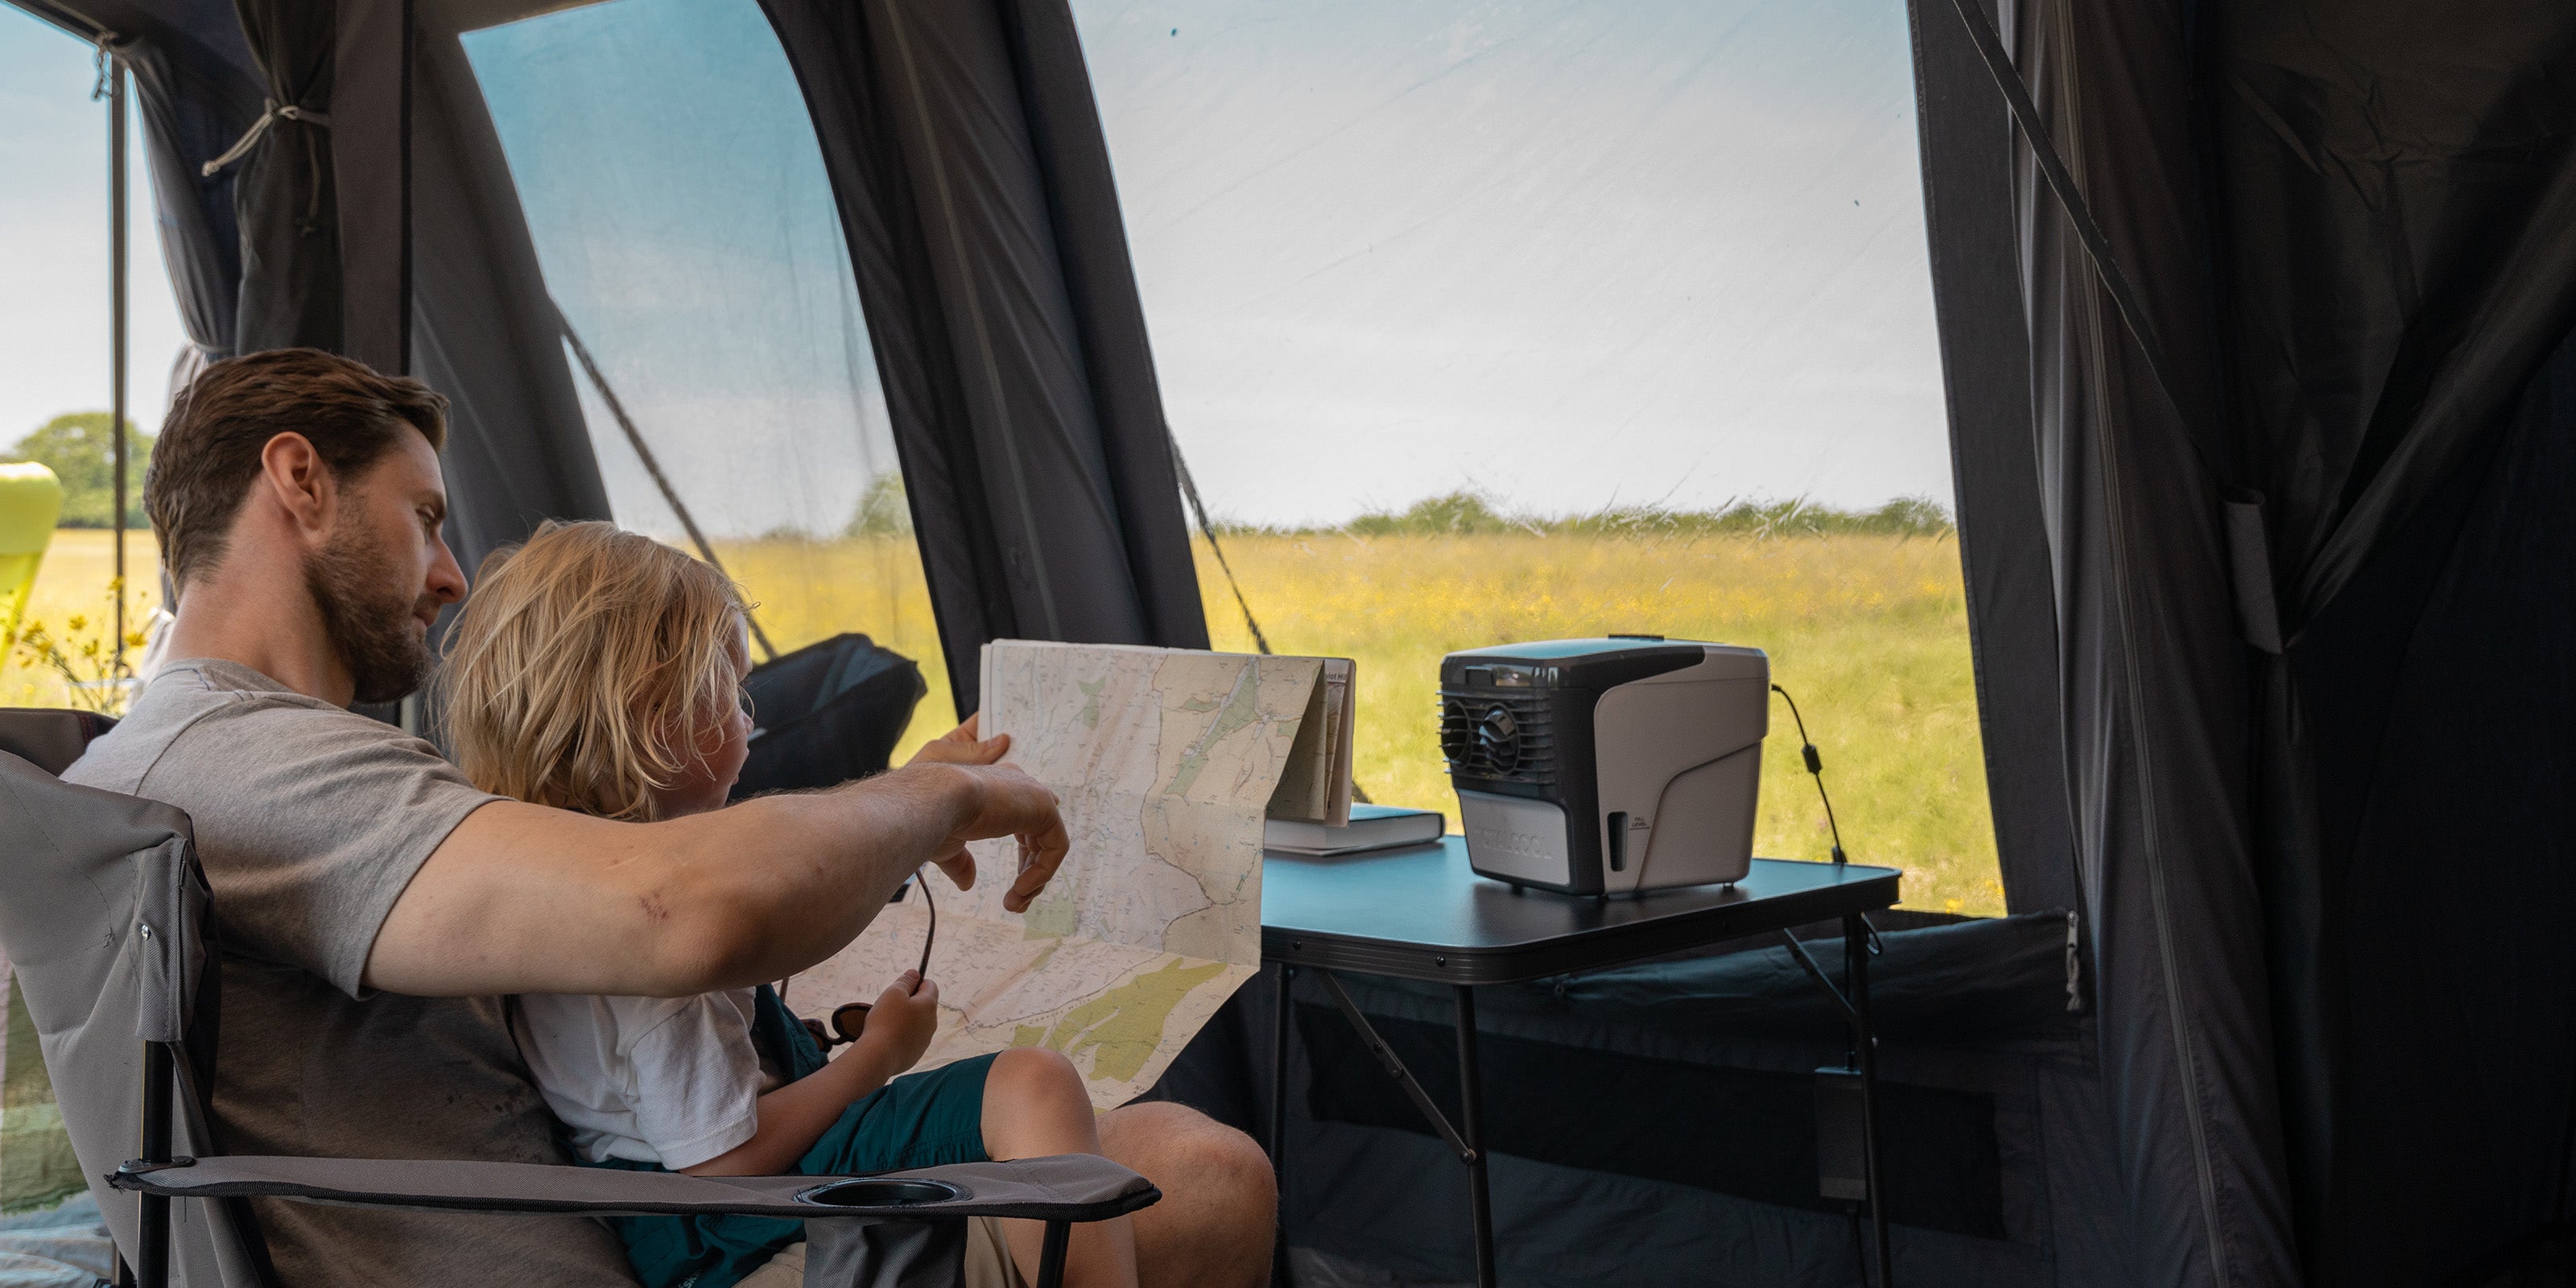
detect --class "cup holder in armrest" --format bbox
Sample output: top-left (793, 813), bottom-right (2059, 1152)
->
top-left (795, 1178), bottom-right (967, 1208)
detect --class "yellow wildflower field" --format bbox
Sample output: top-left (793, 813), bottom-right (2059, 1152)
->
top-left (724, 530), bottom-right (2004, 916)
top-left (9, 526), bottom-right (2005, 915)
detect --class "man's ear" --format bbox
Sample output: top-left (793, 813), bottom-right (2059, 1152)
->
top-left (257, 432), bottom-right (336, 539)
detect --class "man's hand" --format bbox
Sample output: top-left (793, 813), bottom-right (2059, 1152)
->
top-left (925, 762), bottom-right (1070, 914)
top-left (907, 712), bottom-right (1009, 768)
top-left (910, 714), bottom-right (1013, 894)
top-left (849, 971), bottom-right (940, 1075)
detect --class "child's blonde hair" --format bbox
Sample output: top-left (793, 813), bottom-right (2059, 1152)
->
top-left (440, 520), bottom-right (750, 821)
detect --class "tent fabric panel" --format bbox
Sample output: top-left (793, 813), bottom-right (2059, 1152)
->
top-left (407, 23), bottom-right (610, 573)
top-left (2214, 4), bottom-right (2576, 624)
top-left (227, 0), bottom-right (341, 352)
top-left (331, 0), bottom-right (409, 376)
top-left (760, 0), bottom-right (1024, 712)
top-left (2295, 341), bottom-right (2576, 1284)
top-left (761, 0), bottom-right (1204, 713)
top-left (1990, 0), bottom-right (2298, 1282)
top-left (991, 0), bottom-right (1206, 654)
top-left (860, 0), bottom-right (1150, 646)
top-left (2207, 6), bottom-right (2576, 1277)
top-left (1902, 0), bottom-right (2078, 918)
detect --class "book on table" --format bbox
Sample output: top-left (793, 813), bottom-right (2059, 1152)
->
top-left (1264, 803), bottom-right (1447, 856)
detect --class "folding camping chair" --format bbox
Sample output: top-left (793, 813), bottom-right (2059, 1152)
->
top-left (0, 708), bottom-right (1157, 1288)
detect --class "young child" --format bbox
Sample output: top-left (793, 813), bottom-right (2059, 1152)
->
top-left (439, 520), bottom-right (1137, 1288)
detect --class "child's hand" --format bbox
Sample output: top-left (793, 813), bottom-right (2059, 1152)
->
top-left (851, 971), bottom-right (939, 1074)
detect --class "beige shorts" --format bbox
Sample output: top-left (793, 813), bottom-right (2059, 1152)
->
top-left (732, 1216), bottom-right (1027, 1288)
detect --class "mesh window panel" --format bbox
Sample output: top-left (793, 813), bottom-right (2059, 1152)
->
top-left (1070, 0), bottom-right (2000, 912)
top-left (463, 0), bottom-right (955, 753)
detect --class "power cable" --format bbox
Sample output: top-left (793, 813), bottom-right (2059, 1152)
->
top-left (1773, 683), bottom-right (1879, 972)
top-left (1771, 683), bottom-right (1848, 865)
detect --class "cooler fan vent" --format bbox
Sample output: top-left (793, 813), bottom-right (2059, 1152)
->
top-left (1439, 691), bottom-right (1556, 782)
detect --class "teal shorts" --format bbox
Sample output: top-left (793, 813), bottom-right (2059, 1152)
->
top-left (580, 984), bottom-right (997, 1288)
top-left (795, 1049), bottom-right (995, 1175)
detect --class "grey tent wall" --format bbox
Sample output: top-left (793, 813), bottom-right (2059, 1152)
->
top-left (1933, 0), bottom-right (2299, 1282)
top-left (1901, 0), bottom-right (2076, 919)
top-left (760, 0), bottom-right (1209, 715)
top-left (2207, 5), bottom-right (2576, 1280)
top-left (404, 14), bottom-right (612, 573)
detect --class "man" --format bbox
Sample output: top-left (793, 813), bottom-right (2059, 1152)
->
top-left (65, 349), bottom-right (1275, 1287)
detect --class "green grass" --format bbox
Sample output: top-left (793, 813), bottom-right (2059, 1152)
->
top-left (9, 520), bottom-right (2005, 916)
top-left (1188, 528), bottom-right (2003, 916)
top-left (623, 525), bottom-right (2005, 915)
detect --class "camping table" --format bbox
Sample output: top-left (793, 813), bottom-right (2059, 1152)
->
top-left (1261, 838), bottom-right (1903, 1288)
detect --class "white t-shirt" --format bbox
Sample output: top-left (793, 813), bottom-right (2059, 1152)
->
top-left (513, 988), bottom-right (781, 1168)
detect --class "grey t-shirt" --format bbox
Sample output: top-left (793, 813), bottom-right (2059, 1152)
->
top-left (66, 659), bottom-right (638, 1288)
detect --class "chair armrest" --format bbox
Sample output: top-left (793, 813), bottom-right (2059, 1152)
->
top-left (107, 1154), bottom-right (1158, 1224)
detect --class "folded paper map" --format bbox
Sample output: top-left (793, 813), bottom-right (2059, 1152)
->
top-left (790, 640), bottom-right (1350, 1108)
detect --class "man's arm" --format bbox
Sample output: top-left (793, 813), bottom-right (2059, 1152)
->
top-left (362, 762), bottom-right (1068, 997)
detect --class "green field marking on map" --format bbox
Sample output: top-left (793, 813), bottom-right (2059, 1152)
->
top-left (1036, 957), bottom-right (1232, 1084)
top-left (1163, 664), bottom-right (1265, 799)
top-left (1023, 887), bottom-right (1080, 939)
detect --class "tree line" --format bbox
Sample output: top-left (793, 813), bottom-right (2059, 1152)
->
top-left (3, 412), bottom-right (155, 528)
top-left (1215, 489), bottom-right (1955, 539)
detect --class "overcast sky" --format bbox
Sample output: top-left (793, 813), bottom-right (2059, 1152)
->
top-left (1077, 0), bottom-right (1950, 525)
top-left (2, 0), bottom-right (1948, 532)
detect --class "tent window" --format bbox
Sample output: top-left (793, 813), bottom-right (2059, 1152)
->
top-left (460, 0), bottom-right (952, 753)
top-left (1076, 0), bottom-right (2000, 913)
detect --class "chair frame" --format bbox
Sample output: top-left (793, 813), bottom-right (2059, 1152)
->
top-left (105, 1030), bottom-right (1149, 1287)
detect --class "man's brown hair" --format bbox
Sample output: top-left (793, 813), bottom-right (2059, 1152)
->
top-left (149, 348), bottom-right (450, 589)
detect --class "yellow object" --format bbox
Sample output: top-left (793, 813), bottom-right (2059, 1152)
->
top-left (0, 464), bottom-right (64, 640)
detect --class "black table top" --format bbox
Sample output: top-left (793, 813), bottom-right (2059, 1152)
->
top-left (1259, 837), bottom-right (1900, 985)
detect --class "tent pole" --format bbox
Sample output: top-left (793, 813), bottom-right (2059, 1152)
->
top-left (109, 54), bottom-right (130, 667)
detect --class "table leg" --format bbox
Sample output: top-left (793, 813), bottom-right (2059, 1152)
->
top-left (1846, 914), bottom-right (1892, 1288)
top-left (1271, 964), bottom-right (1295, 1288)
top-left (1455, 986), bottom-right (1496, 1288)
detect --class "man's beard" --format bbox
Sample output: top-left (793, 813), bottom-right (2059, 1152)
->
top-left (303, 522), bottom-right (436, 706)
